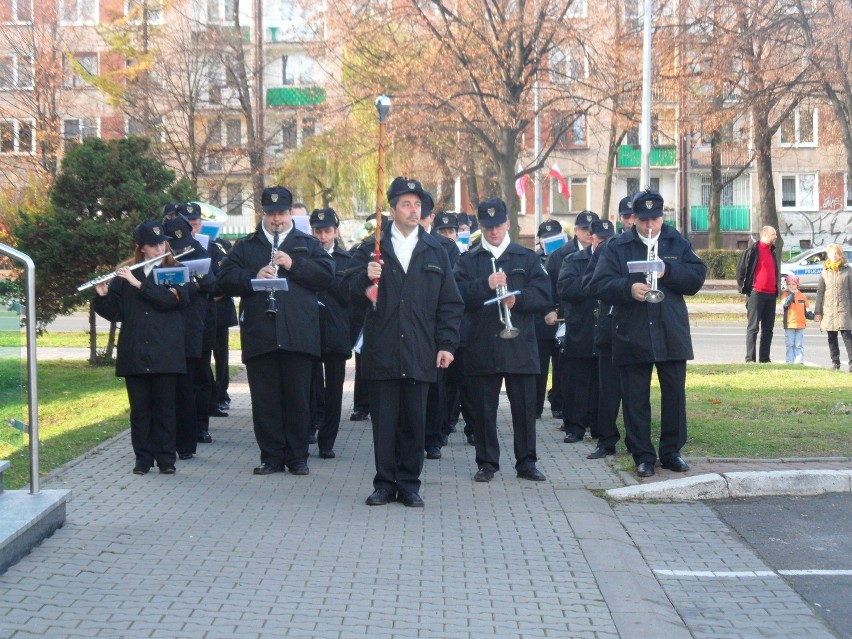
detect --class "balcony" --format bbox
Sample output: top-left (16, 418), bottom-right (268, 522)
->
top-left (690, 144), bottom-right (750, 169)
top-left (690, 205), bottom-right (751, 232)
top-left (617, 145), bottom-right (677, 168)
top-left (266, 86), bottom-right (326, 107)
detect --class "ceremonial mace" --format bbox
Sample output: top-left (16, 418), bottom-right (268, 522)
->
top-left (366, 94), bottom-right (391, 307)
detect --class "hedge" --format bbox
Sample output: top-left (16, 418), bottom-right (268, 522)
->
top-left (696, 249), bottom-right (740, 280)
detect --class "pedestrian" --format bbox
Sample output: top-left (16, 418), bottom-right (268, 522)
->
top-left (217, 186), bottom-right (335, 476)
top-left (736, 226), bottom-right (780, 363)
top-left (780, 275), bottom-right (811, 365)
top-left (454, 197), bottom-right (553, 483)
top-left (348, 176), bottom-right (463, 507)
top-left (534, 220), bottom-right (561, 421)
top-left (93, 220), bottom-right (189, 475)
top-left (589, 190), bottom-right (707, 478)
top-left (813, 243), bottom-right (852, 372)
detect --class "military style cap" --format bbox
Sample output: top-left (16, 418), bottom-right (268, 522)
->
top-left (457, 213), bottom-right (471, 226)
top-left (163, 215), bottom-right (194, 250)
top-left (133, 220), bottom-right (170, 247)
top-left (162, 202), bottom-right (177, 218)
top-left (309, 207), bottom-right (339, 229)
top-left (537, 219), bottom-right (563, 238)
top-left (435, 212), bottom-right (459, 231)
top-left (477, 198), bottom-right (508, 228)
top-left (176, 202), bottom-right (201, 220)
top-left (262, 186), bottom-right (294, 213)
top-left (386, 176), bottom-right (425, 203)
top-left (632, 190), bottom-right (665, 219)
top-left (574, 211), bottom-right (599, 229)
top-left (590, 219), bottom-right (615, 238)
top-left (618, 195), bottom-right (634, 216)
top-left (420, 191), bottom-right (435, 218)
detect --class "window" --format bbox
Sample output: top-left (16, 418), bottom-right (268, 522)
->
top-left (206, 154), bottom-right (224, 173)
top-left (552, 175), bottom-right (589, 213)
top-left (0, 118), bottom-right (33, 153)
top-left (302, 116), bottom-right (315, 140)
top-left (124, 0), bottom-right (162, 24)
top-left (59, 0), bottom-right (96, 24)
top-left (226, 183), bottom-right (242, 215)
top-left (282, 119), bottom-right (296, 149)
top-left (63, 117), bottom-right (98, 143)
top-left (626, 177), bottom-right (660, 196)
top-left (779, 106), bottom-right (817, 146)
top-left (280, 53), bottom-right (318, 86)
top-left (281, 55), bottom-right (293, 85)
top-left (549, 45), bottom-right (588, 84)
top-left (846, 173), bottom-right (852, 209)
top-left (0, 54), bottom-right (33, 89)
top-left (226, 118), bottom-right (241, 147)
top-left (566, 0), bottom-right (587, 18)
top-left (554, 113), bottom-right (587, 148)
top-left (126, 115), bottom-right (163, 142)
top-left (207, 0), bottom-right (236, 24)
top-left (0, 0), bottom-right (32, 22)
top-left (64, 53), bottom-right (97, 89)
top-left (780, 173), bottom-right (817, 209)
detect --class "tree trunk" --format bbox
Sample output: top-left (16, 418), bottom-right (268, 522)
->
top-left (708, 128), bottom-right (722, 249)
top-left (88, 300), bottom-right (97, 366)
top-left (465, 173), bottom-right (479, 212)
top-left (752, 107), bottom-right (783, 255)
top-left (600, 120), bottom-right (624, 220)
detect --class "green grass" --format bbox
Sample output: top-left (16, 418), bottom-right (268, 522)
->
top-left (0, 330), bottom-right (242, 350)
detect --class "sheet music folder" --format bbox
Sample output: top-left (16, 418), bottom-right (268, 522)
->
top-left (627, 259), bottom-right (664, 274)
top-left (251, 278), bottom-right (289, 292)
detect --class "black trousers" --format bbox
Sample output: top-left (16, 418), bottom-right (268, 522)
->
top-left (619, 360), bottom-right (687, 465)
top-left (746, 291), bottom-right (776, 362)
top-left (352, 353), bottom-right (370, 415)
top-left (125, 373), bottom-right (178, 469)
top-left (563, 356), bottom-right (598, 439)
top-left (424, 369), bottom-right (450, 449)
top-left (245, 350), bottom-right (313, 467)
top-left (212, 325), bottom-right (231, 404)
top-left (316, 354), bottom-right (347, 451)
top-left (175, 357), bottom-right (208, 456)
top-left (827, 330), bottom-right (852, 368)
top-left (558, 350), bottom-right (573, 428)
top-left (470, 374), bottom-right (537, 473)
top-left (441, 357), bottom-right (461, 436)
top-left (535, 338), bottom-right (556, 415)
top-left (369, 378), bottom-right (428, 495)
top-left (595, 346), bottom-right (622, 449)
top-left (450, 348), bottom-right (476, 437)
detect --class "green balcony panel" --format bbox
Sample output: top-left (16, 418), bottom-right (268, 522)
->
top-left (267, 87), bottom-right (326, 107)
top-left (617, 145), bottom-right (677, 167)
top-left (690, 205), bottom-right (751, 232)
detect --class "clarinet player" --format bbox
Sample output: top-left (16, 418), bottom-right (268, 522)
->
top-left (218, 186), bottom-right (335, 476)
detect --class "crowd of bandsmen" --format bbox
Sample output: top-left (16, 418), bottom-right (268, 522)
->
top-left (93, 179), bottom-right (707, 504)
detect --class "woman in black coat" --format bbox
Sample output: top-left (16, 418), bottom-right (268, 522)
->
top-left (94, 220), bottom-right (189, 475)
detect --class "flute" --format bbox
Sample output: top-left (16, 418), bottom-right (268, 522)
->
top-left (77, 248), bottom-right (194, 291)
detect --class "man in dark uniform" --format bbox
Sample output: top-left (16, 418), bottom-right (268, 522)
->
top-left (534, 220), bottom-right (562, 420)
top-left (348, 177), bottom-right (463, 507)
top-left (310, 207), bottom-right (352, 459)
top-left (218, 186), bottom-right (335, 476)
top-left (589, 190), bottom-right (706, 477)
top-left (618, 195), bottom-right (636, 233)
top-left (454, 198), bottom-right (552, 483)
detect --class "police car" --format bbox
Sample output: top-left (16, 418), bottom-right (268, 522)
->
top-left (780, 245), bottom-right (852, 290)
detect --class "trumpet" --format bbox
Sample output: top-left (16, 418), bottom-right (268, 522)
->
top-left (490, 257), bottom-right (520, 339)
top-left (77, 248), bottom-right (194, 291)
top-left (266, 229), bottom-right (281, 317)
top-left (644, 227), bottom-right (665, 303)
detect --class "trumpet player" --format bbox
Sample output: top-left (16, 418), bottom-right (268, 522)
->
top-left (454, 198), bottom-right (552, 483)
top-left (217, 186), bottom-right (335, 477)
top-left (588, 190), bottom-right (706, 478)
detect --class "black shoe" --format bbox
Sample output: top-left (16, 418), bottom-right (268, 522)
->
top-left (132, 464), bottom-right (149, 475)
top-left (350, 411), bottom-right (369, 421)
top-left (288, 461), bottom-right (309, 475)
top-left (253, 462), bottom-right (285, 475)
top-left (474, 467), bottom-right (495, 482)
top-left (586, 446), bottom-right (615, 460)
top-left (197, 431), bottom-right (213, 443)
top-left (398, 491), bottom-right (424, 508)
top-left (563, 432), bottom-right (583, 443)
top-left (517, 466), bottom-right (546, 482)
top-left (551, 409), bottom-right (563, 419)
top-left (178, 453), bottom-right (194, 460)
top-left (209, 408), bottom-right (228, 418)
top-left (465, 433), bottom-right (476, 446)
top-left (365, 487), bottom-right (395, 506)
top-left (309, 430), bottom-right (317, 445)
top-left (661, 455), bottom-right (690, 472)
top-left (219, 400), bottom-right (231, 411)
top-left (319, 449), bottom-right (335, 459)
top-left (425, 446), bottom-right (442, 460)
top-left (159, 465), bottom-right (176, 475)
top-left (636, 462), bottom-right (655, 477)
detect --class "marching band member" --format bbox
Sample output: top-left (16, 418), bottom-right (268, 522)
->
top-left (217, 186), bottom-right (335, 476)
top-left (534, 221), bottom-right (562, 420)
top-left (94, 220), bottom-right (189, 475)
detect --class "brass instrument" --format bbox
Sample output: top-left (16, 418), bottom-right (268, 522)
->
top-left (77, 248), bottom-right (194, 291)
top-left (490, 257), bottom-right (520, 339)
top-left (265, 229), bottom-right (281, 317)
top-left (644, 227), bottom-right (665, 303)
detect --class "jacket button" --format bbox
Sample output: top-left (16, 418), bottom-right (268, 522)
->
top-left (400, 333), bottom-right (404, 338)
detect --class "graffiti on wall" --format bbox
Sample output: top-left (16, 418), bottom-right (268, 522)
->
top-left (781, 203), bottom-right (852, 248)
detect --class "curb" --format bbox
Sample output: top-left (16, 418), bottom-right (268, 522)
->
top-left (606, 469), bottom-right (852, 501)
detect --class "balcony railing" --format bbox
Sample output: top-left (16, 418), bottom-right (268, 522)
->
top-left (266, 86), bottom-right (326, 107)
top-left (690, 145), bottom-right (750, 169)
top-left (617, 145), bottom-right (677, 168)
top-left (690, 205), bottom-right (751, 232)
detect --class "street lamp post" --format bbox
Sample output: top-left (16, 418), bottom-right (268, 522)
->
top-left (367, 94), bottom-right (391, 306)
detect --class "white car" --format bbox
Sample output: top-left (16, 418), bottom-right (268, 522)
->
top-left (780, 245), bottom-right (852, 290)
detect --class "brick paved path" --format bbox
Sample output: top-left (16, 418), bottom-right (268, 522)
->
top-left (0, 367), bottom-right (837, 638)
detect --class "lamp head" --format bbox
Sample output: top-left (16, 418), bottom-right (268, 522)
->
top-left (375, 94), bottom-right (391, 123)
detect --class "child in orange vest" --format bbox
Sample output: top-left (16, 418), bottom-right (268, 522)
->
top-left (781, 275), bottom-right (812, 364)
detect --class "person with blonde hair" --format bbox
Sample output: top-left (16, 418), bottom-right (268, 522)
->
top-left (814, 243), bottom-right (852, 372)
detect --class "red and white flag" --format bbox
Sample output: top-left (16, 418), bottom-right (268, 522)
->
top-left (515, 172), bottom-right (529, 199)
top-left (549, 164), bottom-right (570, 199)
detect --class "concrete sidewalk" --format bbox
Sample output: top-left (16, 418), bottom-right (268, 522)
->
top-left (0, 366), bottom-right (844, 638)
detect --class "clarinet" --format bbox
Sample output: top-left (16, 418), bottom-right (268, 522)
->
top-left (266, 229), bottom-right (280, 317)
